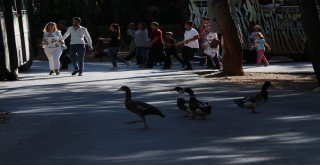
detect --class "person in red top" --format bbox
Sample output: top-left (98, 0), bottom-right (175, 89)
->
top-left (146, 22), bottom-right (170, 69)
top-left (198, 17), bottom-right (210, 43)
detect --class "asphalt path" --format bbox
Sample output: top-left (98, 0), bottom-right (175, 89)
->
top-left (0, 60), bottom-right (319, 165)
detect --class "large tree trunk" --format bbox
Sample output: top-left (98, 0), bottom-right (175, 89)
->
top-left (210, 0), bottom-right (244, 76)
top-left (299, 0), bottom-right (320, 86)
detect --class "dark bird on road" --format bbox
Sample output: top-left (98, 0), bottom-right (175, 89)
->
top-left (118, 86), bottom-right (165, 128)
top-left (183, 88), bottom-right (212, 119)
top-left (234, 81), bottom-right (272, 113)
top-left (0, 111), bottom-right (11, 121)
top-left (172, 87), bottom-right (190, 117)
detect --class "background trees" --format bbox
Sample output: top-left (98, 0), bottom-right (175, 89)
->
top-left (30, 0), bottom-right (188, 29)
top-left (29, 0), bottom-right (189, 55)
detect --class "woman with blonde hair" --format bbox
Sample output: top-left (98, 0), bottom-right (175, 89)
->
top-left (42, 22), bottom-right (64, 75)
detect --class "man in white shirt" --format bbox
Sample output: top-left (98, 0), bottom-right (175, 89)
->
top-left (62, 17), bottom-right (93, 76)
top-left (176, 21), bottom-right (199, 70)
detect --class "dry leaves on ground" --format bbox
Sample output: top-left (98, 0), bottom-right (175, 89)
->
top-left (195, 71), bottom-right (318, 92)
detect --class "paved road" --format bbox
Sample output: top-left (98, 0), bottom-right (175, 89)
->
top-left (0, 61), bottom-right (319, 165)
top-left (243, 62), bottom-right (314, 73)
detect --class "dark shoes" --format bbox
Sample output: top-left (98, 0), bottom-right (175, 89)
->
top-left (49, 70), bottom-right (60, 75)
top-left (54, 70), bottom-right (60, 75)
top-left (72, 70), bottom-right (79, 76)
top-left (72, 70), bottom-right (83, 76)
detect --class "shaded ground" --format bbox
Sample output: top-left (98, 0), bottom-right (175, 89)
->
top-left (195, 71), bottom-right (318, 92)
top-left (2, 69), bottom-right (316, 122)
top-left (1, 60), bottom-right (320, 165)
top-left (0, 112), bottom-right (11, 123)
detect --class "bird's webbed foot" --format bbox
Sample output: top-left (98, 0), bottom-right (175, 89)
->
top-left (183, 112), bottom-right (190, 118)
top-left (125, 120), bottom-right (143, 124)
top-left (188, 114), bottom-right (197, 120)
top-left (251, 110), bottom-right (261, 114)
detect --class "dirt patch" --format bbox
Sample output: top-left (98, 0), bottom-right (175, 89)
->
top-left (195, 71), bottom-right (318, 92)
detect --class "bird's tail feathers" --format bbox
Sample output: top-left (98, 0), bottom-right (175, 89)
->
top-left (204, 105), bottom-right (212, 114)
top-left (235, 102), bottom-right (245, 108)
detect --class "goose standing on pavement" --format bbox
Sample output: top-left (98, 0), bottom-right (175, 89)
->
top-left (183, 88), bottom-right (212, 119)
top-left (234, 81), bottom-right (272, 113)
top-left (118, 86), bottom-right (165, 128)
top-left (172, 87), bottom-right (190, 117)
top-left (0, 112), bottom-right (11, 121)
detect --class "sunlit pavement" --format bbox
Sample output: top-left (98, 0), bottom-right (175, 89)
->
top-left (243, 62), bottom-right (314, 73)
top-left (0, 60), bottom-right (319, 165)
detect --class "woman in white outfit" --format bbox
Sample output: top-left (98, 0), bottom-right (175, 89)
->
top-left (42, 22), bottom-right (64, 75)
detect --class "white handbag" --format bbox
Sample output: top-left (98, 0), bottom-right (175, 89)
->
top-left (61, 44), bottom-right (68, 50)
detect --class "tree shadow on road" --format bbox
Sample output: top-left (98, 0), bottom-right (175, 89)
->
top-left (1, 62), bottom-right (320, 165)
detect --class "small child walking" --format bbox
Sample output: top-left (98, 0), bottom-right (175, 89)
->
top-left (251, 32), bottom-right (271, 66)
top-left (165, 32), bottom-right (184, 67)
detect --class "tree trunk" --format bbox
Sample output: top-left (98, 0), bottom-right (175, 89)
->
top-left (210, 0), bottom-right (244, 76)
top-left (299, 0), bottom-right (320, 86)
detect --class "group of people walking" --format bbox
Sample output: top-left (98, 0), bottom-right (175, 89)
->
top-left (121, 19), bottom-right (221, 71)
top-left (42, 16), bottom-right (270, 76)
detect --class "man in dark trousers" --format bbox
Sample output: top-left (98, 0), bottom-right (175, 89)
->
top-left (176, 21), bottom-right (200, 70)
top-left (146, 22), bottom-right (170, 69)
top-left (62, 17), bottom-right (93, 76)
